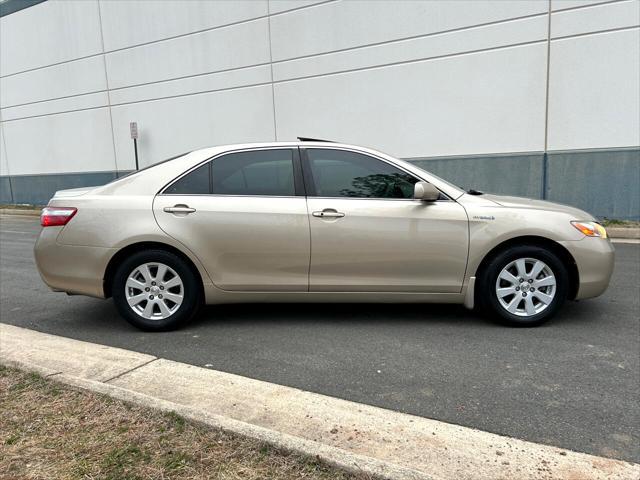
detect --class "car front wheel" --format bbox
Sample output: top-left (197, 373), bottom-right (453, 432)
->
top-left (479, 245), bottom-right (569, 326)
top-left (112, 249), bottom-right (201, 331)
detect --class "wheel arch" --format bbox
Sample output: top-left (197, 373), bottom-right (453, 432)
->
top-left (103, 241), bottom-right (205, 299)
top-left (474, 235), bottom-right (579, 301)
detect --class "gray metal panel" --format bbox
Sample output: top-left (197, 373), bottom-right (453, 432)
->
top-left (407, 154), bottom-right (545, 198)
top-left (0, 177), bottom-right (14, 203)
top-left (8, 171), bottom-right (119, 205)
top-left (546, 148), bottom-right (640, 220)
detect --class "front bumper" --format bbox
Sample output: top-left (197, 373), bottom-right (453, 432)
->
top-left (560, 237), bottom-right (615, 300)
top-left (34, 227), bottom-right (115, 298)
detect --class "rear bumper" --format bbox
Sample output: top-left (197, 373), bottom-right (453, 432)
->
top-left (34, 227), bottom-right (114, 298)
top-left (560, 237), bottom-right (615, 300)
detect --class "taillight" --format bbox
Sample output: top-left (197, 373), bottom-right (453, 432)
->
top-left (40, 207), bottom-right (77, 227)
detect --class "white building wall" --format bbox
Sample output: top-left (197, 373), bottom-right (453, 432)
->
top-left (0, 0), bottom-right (638, 216)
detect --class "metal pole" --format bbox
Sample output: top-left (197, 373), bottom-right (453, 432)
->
top-left (133, 138), bottom-right (139, 171)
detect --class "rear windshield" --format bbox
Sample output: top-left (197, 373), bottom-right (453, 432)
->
top-left (106, 151), bottom-right (192, 185)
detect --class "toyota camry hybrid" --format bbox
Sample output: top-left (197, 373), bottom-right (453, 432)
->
top-left (34, 140), bottom-right (614, 331)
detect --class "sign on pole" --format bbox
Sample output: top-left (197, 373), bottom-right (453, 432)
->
top-left (129, 121), bottom-right (138, 140)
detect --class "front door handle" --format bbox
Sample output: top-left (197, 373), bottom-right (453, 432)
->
top-left (163, 204), bottom-right (196, 214)
top-left (312, 208), bottom-right (345, 218)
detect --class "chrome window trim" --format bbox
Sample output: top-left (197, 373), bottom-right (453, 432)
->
top-left (159, 144), bottom-right (453, 202)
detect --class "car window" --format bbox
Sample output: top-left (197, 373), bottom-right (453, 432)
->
top-left (164, 162), bottom-right (211, 194)
top-left (306, 149), bottom-right (418, 199)
top-left (212, 149), bottom-right (295, 196)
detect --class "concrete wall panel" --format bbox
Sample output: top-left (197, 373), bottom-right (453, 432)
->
top-left (0, 56), bottom-right (107, 108)
top-left (551, 0), bottom-right (640, 38)
top-left (0, 0), bottom-right (102, 76)
top-left (98, 0), bottom-right (267, 51)
top-left (273, 15), bottom-right (547, 81)
top-left (110, 85), bottom-right (275, 170)
top-left (2, 108), bottom-right (116, 175)
top-left (274, 43), bottom-right (547, 158)
top-left (547, 29), bottom-right (640, 150)
top-left (105, 19), bottom-right (271, 90)
top-left (269, 0), bottom-right (547, 61)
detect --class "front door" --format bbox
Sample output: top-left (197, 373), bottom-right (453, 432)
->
top-left (302, 147), bottom-right (468, 292)
top-left (154, 148), bottom-right (310, 291)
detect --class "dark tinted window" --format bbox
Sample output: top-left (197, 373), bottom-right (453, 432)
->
top-left (212, 149), bottom-right (295, 196)
top-left (306, 149), bottom-right (418, 199)
top-left (165, 162), bottom-right (211, 194)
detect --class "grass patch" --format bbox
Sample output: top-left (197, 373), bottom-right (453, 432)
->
top-left (0, 366), bottom-right (370, 480)
top-left (601, 218), bottom-right (640, 228)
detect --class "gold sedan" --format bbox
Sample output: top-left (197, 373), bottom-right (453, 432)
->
top-left (34, 141), bottom-right (614, 330)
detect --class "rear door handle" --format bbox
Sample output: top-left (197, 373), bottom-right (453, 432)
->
top-left (163, 205), bottom-right (196, 214)
top-left (312, 208), bottom-right (345, 218)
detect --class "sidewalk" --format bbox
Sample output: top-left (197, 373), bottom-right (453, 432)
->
top-left (1, 323), bottom-right (638, 480)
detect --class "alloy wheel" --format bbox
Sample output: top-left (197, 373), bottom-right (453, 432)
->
top-left (125, 262), bottom-right (184, 320)
top-left (495, 257), bottom-right (557, 317)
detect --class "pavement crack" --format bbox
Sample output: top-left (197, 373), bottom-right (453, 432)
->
top-left (103, 357), bottom-right (158, 384)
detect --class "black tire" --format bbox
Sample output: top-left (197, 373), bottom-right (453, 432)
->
top-left (112, 249), bottom-right (201, 331)
top-left (477, 245), bottom-right (568, 327)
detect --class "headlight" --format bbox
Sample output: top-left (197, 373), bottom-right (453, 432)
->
top-left (571, 221), bottom-right (608, 238)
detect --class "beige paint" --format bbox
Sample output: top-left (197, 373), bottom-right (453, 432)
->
top-left (34, 141), bottom-right (614, 306)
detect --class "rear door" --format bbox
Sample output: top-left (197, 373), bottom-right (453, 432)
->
top-left (301, 147), bottom-right (469, 292)
top-left (153, 148), bottom-right (310, 291)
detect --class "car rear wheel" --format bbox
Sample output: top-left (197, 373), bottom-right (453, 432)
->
top-left (478, 245), bottom-right (568, 326)
top-left (112, 250), bottom-right (201, 331)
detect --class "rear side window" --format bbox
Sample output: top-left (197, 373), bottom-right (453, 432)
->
top-left (211, 149), bottom-right (295, 196)
top-left (164, 162), bottom-right (211, 194)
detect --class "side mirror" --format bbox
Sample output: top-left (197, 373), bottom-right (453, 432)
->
top-left (413, 182), bottom-right (440, 202)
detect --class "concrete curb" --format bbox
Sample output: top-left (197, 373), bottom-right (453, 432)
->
top-left (607, 227), bottom-right (640, 239)
top-left (1, 324), bottom-right (638, 480)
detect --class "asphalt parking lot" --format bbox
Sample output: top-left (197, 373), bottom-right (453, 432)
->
top-left (1, 214), bottom-right (638, 463)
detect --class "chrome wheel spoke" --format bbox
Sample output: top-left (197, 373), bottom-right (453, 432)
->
top-left (156, 299), bottom-right (171, 317)
top-left (515, 259), bottom-right (527, 278)
top-left (506, 296), bottom-right (521, 313)
top-left (529, 260), bottom-right (545, 279)
top-left (155, 264), bottom-right (168, 283)
top-left (139, 264), bottom-right (153, 283)
top-left (126, 293), bottom-right (147, 307)
top-left (126, 278), bottom-right (146, 291)
top-left (534, 276), bottom-right (556, 288)
top-left (499, 270), bottom-right (518, 285)
top-left (163, 292), bottom-right (183, 303)
top-left (533, 291), bottom-right (554, 305)
top-left (162, 276), bottom-right (182, 289)
top-left (497, 287), bottom-right (516, 298)
top-left (524, 296), bottom-right (536, 315)
top-left (142, 300), bottom-right (154, 319)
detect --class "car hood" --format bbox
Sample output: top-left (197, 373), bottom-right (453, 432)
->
top-left (481, 194), bottom-right (595, 220)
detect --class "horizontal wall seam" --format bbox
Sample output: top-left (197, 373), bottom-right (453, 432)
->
top-left (1, 4), bottom-right (544, 80)
top-left (550, 0), bottom-right (631, 13)
top-left (2, 0), bottom-right (633, 81)
top-left (2, 39), bottom-right (550, 121)
top-left (0, 0), bottom-right (339, 79)
top-left (3, 21), bottom-right (637, 113)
